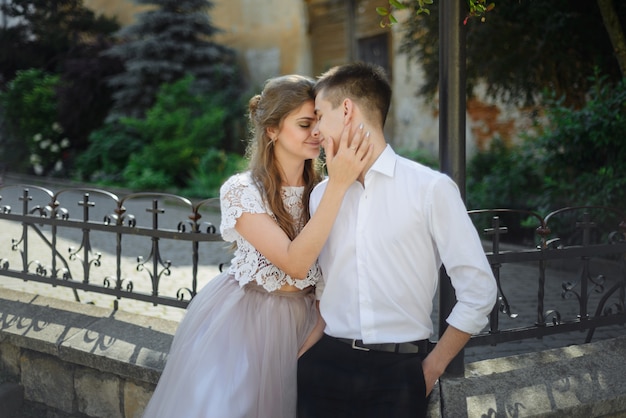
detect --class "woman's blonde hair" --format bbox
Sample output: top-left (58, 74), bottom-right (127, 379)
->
top-left (246, 75), bottom-right (323, 240)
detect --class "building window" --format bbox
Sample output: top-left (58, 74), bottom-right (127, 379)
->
top-left (357, 33), bottom-right (390, 78)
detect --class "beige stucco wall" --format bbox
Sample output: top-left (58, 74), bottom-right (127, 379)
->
top-left (387, 10), bottom-right (440, 157)
top-left (81, 1), bottom-right (533, 158)
top-left (211, 0), bottom-right (312, 88)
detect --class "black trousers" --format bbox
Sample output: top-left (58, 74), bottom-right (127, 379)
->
top-left (297, 334), bottom-right (428, 418)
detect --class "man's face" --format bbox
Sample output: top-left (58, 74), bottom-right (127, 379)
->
top-left (313, 90), bottom-right (345, 150)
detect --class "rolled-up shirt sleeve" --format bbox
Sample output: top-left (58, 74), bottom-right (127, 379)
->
top-left (428, 176), bottom-right (498, 334)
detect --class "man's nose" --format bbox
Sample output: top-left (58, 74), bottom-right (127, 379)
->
top-left (311, 122), bottom-right (320, 138)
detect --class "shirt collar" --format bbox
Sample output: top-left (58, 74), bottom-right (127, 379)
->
top-left (367, 144), bottom-right (397, 178)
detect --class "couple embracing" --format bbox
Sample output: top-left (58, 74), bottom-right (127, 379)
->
top-left (143, 62), bottom-right (497, 418)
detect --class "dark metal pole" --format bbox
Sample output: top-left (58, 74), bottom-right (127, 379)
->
top-left (438, 0), bottom-right (467, 376)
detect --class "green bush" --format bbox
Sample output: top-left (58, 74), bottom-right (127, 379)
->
top-left (121, 75), bottom-right (232, 188)
top-left (529, 74), bottom-right (626, 209)
top-left (466, 138), bottom-right (543, 243)
top-left (466, 137), bottom-right (541, 211)
top-left (184, 149), bottom-right (247, 198)
top-left (75, 75), bottom-right (244, 192)
top-left (396, 147), bottom-right (439, 169)
top-left (74, 122), bottom-right (143, 184)
top-left (0, 68), bottom-right (70, 175)
top-left (468, 74), bottom-right (626, 213)
top-left (465, 74), bottom-right (626, 244)
top-left (122, 162), bottom-right (174, 191)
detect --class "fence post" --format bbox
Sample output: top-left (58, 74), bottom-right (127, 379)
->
top-left (438, 0), bottom-right (467, 376)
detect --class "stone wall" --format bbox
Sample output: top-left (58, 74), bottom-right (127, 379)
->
top-left (2, 287), bottom-right (626, 418)
top-left (0, 288), bottom-right (173, 417)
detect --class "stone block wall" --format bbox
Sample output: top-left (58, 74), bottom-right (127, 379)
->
top-left (2, 287), bottom-right (626, 418)
top-left (1, 343), bottom-right (155, 417)
top-left (0, 288), bottom-right (172, 417)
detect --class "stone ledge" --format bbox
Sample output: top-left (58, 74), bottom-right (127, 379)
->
top-left (440, 335), bottom-right (626, 417)
top-left (2, 287), bottom-right (625, 417)
top-left (0, 288), bottom-right (177, 385)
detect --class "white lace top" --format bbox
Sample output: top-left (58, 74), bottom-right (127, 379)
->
top-left (220, 171), bottom-right (322, 291)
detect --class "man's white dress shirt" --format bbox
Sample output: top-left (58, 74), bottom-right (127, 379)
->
top-left (311, 145), bottom-right (497, 344)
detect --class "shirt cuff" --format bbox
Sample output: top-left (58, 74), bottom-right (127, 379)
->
top-left (446, 301), bottom-right (492, 335)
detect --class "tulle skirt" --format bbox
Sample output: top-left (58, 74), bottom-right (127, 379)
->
top-left (142, 271), bottom-right (317, 418)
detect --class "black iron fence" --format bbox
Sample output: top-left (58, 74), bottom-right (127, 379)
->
top-left (467, 207), bottom-right (626, 348)
top-left (1, 183), bottom-right (625, 359)
top-left (0, 184), bottom-right (227, 309)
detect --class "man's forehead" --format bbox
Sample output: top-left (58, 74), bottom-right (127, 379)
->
top-left (314, 94), bottom-right (330, 109)
top-left (313, 97), bottom-right (324, 114)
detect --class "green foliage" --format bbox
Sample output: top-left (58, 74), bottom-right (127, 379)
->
top-left (185, 149), bottom-right (247, 198)
top-left (377, 0), bottom-right (493, 27)
top-left (2, 69), bottom-right (58, 139)
top-left (466, 138), bottom-right (542, 244)
top-left (77, 75), bottom-right (243, 192)
top-left (466, 137), bottom-right (541, 211)
top-left (0, 0), bottom-right (120, 86)
top-left (0, 2), bottom-right (122, 169)
top-left (465, 75), bottom-right (626, 243)
top-left (120, 75), bottom-right (231, 188)
top-left (122, 162), bottom-right (174, 191)
top-left (396, 147), bottom-right (439, 169)
top-left (74, 122), bottom-right (143, 184)
top-left (399, 1), bottom-right (626, 107)
top-left (529, 74), bottom-right (626, 209)
top-left (0, 68), bottom-right (70, 175)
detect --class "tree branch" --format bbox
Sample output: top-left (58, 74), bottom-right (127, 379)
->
top-left (597, 0), bottom-right (626, 77)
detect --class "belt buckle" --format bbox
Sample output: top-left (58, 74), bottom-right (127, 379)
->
top-left (351, 339), bottom-right (370, 351)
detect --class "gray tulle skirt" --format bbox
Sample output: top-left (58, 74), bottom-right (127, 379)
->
top-left (142, 271), bottom-right (317, 418)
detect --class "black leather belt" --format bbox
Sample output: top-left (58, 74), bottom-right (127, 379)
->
top-left (335, 337), bottom-right (431, 354)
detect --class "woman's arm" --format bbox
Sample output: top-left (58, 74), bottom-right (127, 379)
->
top-left (235, 123), bottom-right (371, 278)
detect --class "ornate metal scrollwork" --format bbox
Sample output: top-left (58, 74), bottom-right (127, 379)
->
top-left (543, 309), bottom-right (562, 325)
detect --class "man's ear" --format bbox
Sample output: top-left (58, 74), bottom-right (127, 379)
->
top-left (342, 98), bottom-right (355, 124)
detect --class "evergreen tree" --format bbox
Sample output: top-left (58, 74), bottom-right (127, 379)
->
top-left (104, 0), bottom-right (242, 120)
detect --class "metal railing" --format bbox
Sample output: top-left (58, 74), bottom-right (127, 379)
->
top-left (1, 183), bottom-right (625, 356)
top-left (0, 184), bottom-right (227, 309)
top-left (467, 207), bottom-right (626, 348)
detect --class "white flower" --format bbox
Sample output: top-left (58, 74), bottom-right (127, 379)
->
top-left (30, 154), bottom-right (41, 164)
top-left (54, 160), bottom-right (63, 172)
top-left (33, 164), bottom-right (44, 175)
top-left (51, 144), bottom-right (60, 153)
top-left (40, 139), bottom-right (51, 149)
top-left (60, 138), bottom-right (70, 148)
top-left (33, 133), bottom-right (43, 142)
top-left (52, 122), bottom-right (63, 133)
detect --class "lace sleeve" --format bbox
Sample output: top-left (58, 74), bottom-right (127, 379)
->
top-left (220, 173), bottom-right (267, 242)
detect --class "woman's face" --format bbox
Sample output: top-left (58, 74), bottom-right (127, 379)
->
top-left (271, 100), bottom-right (320, 162)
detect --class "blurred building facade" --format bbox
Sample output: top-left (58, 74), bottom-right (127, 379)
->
top-left (84, 0), bottom-right (530, 159)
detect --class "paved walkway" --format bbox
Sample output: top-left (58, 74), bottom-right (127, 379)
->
top-left (1, 174), bottom-right (624, 364)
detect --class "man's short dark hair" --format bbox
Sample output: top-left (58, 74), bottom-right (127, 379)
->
top-left (315, 62), bottom-right (392, 128)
